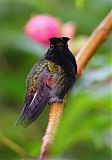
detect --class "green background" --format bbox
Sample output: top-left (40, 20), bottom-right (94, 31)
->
top-left (0, 0), bottom-right (111, 159)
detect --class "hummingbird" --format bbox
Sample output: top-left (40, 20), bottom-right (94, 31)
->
top-left (16, 37), bottom-right (77, 127)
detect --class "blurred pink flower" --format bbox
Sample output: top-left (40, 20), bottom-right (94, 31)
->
top-left (61, 22), bottom-right (76, 50)
top-left (24, 15), bottom-right (61, 46)
top-left (61, 22), bottom-right (76, 39)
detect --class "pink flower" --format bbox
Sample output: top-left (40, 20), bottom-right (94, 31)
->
top-left (61, 22), bottom-right (76, 50)
top-left (61, 22), bottom-right (76, 39)
top-left (24, 14), bottom-right (61, 46)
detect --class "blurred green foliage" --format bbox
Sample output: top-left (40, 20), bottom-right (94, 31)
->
top-left (0, 0), bottom-right (112, 159)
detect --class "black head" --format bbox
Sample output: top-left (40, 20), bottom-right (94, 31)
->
top-left (46, 37), bottom-right (76, 73)
top-left (49, 37), bottom-right (70, 49)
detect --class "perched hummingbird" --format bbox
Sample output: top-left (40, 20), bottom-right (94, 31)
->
top-left (16, 37), bottom-right (77, 127)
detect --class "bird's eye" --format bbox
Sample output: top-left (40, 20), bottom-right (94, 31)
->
top-left (50, 44), bottom-right (54, 48)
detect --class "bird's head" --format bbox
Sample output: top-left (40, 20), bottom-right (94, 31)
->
top-left (49, 37), bottom-right (70, 50)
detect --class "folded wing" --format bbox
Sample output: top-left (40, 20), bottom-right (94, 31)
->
top-left (16, 65), bottom-right (51, 127)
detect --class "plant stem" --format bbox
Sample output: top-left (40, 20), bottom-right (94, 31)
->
top-left (38, 103), bottom-right (64, 160)
top-left (76, 10), bottom-right (112, 76)
top-left (0, 132), bottom-right (28, 158)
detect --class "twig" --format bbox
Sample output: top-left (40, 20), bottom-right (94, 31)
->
top-left (0, 132), bottom-right (29, 158)
top-left (38, 10), bottom-right (112, 160)
top-left (38, 103), bottom-right (64, 160)
top-left (76, 10), bottom-right (112, 76)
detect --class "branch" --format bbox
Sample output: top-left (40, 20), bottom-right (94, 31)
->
top-left (0, 132), bottom-right (29, 158)
top-left (38, 10), bottom-right (112, 160)
top-left (76, 10), bottom-right (112, 76)
top-left (38, 103), bottom-right (64, 160)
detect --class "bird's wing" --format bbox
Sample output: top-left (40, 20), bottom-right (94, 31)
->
top-left (16, 61), bottom-right (53, 128)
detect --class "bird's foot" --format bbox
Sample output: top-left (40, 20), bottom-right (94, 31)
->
top-left (49, 97), bottom-right (63, 105)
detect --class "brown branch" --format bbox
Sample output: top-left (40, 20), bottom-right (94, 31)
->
top-left (76, 10), bottom-right (112, 76)
top-left (38, 10), bottom-right (112, 160)
top-left (38, 103), bottom-right (64, 160)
